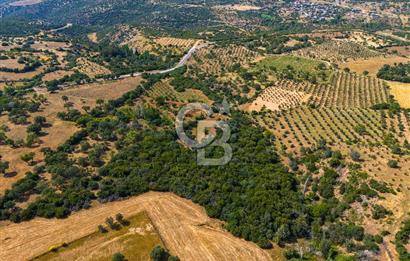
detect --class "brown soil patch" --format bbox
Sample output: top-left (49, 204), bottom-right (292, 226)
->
top-left (155, 37), bottom-right (196, 50)
top-left (0, 192), bottom-right (272, 261)
top-left (385, 46), bottom-right (410, 57)
top-left (0, 59), bottom-right (25, 70)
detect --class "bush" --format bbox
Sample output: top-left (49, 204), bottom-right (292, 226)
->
top-left (387, 160), bottom-right (398, 169)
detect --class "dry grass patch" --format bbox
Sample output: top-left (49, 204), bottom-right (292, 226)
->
top-left (42, 70), bottom-right (73, 81)
top-left (341, 56), bottom-right (410, 76)
top-left (0, 59), bottom-right (25, 69)
top-left (388, 81), bottom-right (410, 108)
top-left (0, 66), bottom-right (46, 82)
top-left (0, 192), bottom-right (272, 261)
top-left (31, 41), bottom-right (69, 51)
top-left (58, 76), bottom-right (142, 101)
top-left (385, 46), bottom-right (410, 57)
top-left (33, 211), bottom-right (163, 261)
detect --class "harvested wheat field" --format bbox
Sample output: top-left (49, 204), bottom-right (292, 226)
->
top-left (31, 41), bottom-right (69, 51)
top-left (0, 192), bottom-right (272, 261)
top-left (388, 81), bottom-right (410, 108)
top-left (341, 56), bottom-right (410, 76)
top-left (33, 211), bottom-right (163, 261)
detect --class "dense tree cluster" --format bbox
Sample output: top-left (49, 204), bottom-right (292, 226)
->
top-left (377, 63), bottom-right (410, 83)
top-left (395, 219), bottom-right (410, 260)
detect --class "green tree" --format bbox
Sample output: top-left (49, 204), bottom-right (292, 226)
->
top-left (112, 252), bottom-right (125, 261)
top-left (0, 160), bottom-right (9, 175)
top-left (21, 152), bottom-right (35, 165)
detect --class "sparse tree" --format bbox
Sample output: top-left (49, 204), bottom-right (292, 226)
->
top-left (0, 160), bottom-right (9, 175)
top-left (21, 152), bottom-right (35, 165)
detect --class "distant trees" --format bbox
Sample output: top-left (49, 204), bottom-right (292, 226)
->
top-left (377, 63), bottom-right (410, 83)
top-left (150, 245), bottom-right (179, 261)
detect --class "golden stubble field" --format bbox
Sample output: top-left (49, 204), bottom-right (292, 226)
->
top-left (340, 56), bottom-right (410, 76)
top-left (0, 192), bottom-right (272, 261)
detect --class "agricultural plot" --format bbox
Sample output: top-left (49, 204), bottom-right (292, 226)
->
top-left (266, 72), bottom-right (389, 108)
top-left (75, 57), bottom-right (111, 78)
top-left (146, 81), bottom-right (209, 104)
top-left (258, 106), bottom-right (409, 152)
top-left (0, 192), bottom-right (271, 261)
top-left (33, 212), bottom-right (162, 261)
top-left (189, 45), bottom-right (258, 75)
top-left (247, 85), bottom-right (311, 112)
top-left (292, 40), bottom-right (382, 63)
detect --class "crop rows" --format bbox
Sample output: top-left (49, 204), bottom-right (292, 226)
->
top-left (258, 107), bottom-right (408, 151)
top-left (292, 40), bottom-right (382, 63)
top-left (190, 45), bottom-right (257, 75)
top-left (253, 86), bottom-right (310, 111)
top-left (155, 37), bottom-right (196, 48)
top-left (271, 72), bottom-right (388, 108)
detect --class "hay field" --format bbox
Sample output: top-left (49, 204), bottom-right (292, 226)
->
top-left (388, 81), bottom-right (410, 108)
top-left (0, 192), bottom-right (272, 261)
top-left (341, 56), bottom-right (410, 76)
top-left (58, 76), bottom-right (142, 101)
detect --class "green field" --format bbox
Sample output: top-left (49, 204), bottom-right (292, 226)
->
top-left (254, 55), bottom-right (332, 83)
